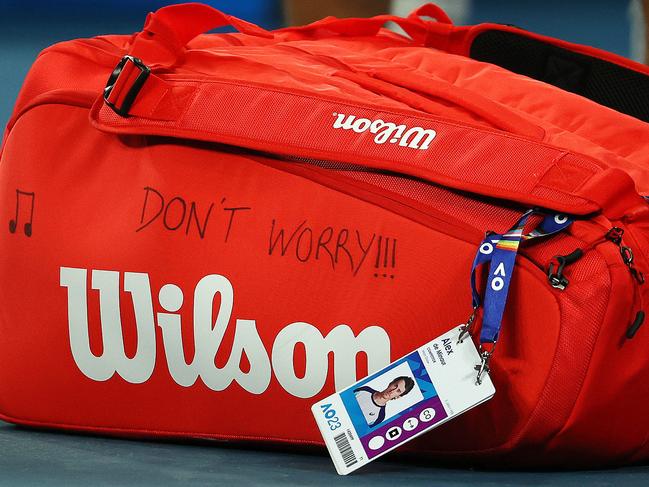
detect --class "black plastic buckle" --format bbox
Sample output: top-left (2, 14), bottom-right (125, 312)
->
top-left (103, 55), bottom-right (151, 117)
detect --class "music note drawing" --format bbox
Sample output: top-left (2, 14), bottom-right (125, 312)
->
top-left (8, 189), bottom-right (35, 237)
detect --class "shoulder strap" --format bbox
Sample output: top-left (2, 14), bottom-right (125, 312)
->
top-left (92, 3), bottom-right (647, 222)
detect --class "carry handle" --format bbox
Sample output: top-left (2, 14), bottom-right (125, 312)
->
top-left (128, 3), bottom-right (273, 67)
top-left (129, 3), bottom-right (454, 67)
top-left (278, 7), bottom-right (453, 48)
top-left (407, 3), bottom-right (453, 24)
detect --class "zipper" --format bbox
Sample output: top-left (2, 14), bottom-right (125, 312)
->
top-left (257, 151), bottom-right (617, 286)
top-left (546, 248), bottom-right (584, 290)
top-left (248, 151), bottom-right (487, 244)
top-left (268, 151), bottom-right (647, 342)
top-left (613, 225), bottom-right (647, 338)
top-left (546, 226), bottom-right (645, 288)
top-left (545, 225), bottom-right (646, 339)
top-left (254, 150), bottom-right (611, 312)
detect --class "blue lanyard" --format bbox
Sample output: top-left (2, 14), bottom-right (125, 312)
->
top-left (470, 210), bottom-right (573, 346)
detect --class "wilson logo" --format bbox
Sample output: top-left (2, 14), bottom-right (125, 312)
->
top-left (332, 112), bottom-right (437, 150)
top-left (60, 267), bottom-right (390, 398)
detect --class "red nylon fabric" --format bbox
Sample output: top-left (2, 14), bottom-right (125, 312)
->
top-left (2, 2), bottom-right (649, 468)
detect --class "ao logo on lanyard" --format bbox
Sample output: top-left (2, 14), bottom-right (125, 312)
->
top-left (471, 211), bottom-right (572, 345)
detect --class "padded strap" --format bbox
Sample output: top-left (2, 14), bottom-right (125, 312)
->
top-left (108, 65), bottom-right (545, 140)
top-left (90, 73), bottom-right (646, 220)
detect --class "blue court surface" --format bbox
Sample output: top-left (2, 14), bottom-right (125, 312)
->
top-left (2, 420), bottom-right (649, 486)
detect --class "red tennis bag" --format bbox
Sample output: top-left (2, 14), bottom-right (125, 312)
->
top-left (2, 3), bottom-right (649, 467)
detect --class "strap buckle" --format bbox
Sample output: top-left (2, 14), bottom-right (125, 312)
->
top-left (103, 55), bottom-right (151, 117)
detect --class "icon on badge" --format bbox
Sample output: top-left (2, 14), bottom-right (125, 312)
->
top-left (386, 426), bottom-right (402, 441)
top-left (419, 407), bottom-right (436, 422)
top-left (368, 436), bottom-right (385, 450)
top-left (403, 417), bottom-right (418, 431)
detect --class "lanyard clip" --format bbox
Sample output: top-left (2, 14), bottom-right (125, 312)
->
top-left (457, 306), bottom-right (478, 345)
top-left (475, 343), bottom-right (495, 385)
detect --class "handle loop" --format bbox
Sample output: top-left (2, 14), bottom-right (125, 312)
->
top-left (127, 3), bottom-right (455, 67)
top-left (407, 3), bottom-right (453, 24)
top-left (129, 3), bottom-right (273, 67)
top-left (277, 2), bottom-right (454, 47)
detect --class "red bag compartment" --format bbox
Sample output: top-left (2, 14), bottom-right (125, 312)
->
top-left (0, 102), bottom-right (559, 450)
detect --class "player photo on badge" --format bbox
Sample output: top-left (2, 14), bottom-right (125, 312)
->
top-left (352, 361), bottom-right (424, 428)
top-left (335, 347), bottom-right (449, 449)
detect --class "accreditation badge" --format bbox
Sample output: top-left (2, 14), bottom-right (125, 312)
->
top-left (312, 325), bottom-right (495, 475)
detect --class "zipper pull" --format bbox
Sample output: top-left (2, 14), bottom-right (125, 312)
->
top-left (619, 245), bottom-right (645, 284)
top-left (605, 226), bottom-right (624, 245)
top-left (544, 225), bottom-right (646, 338)
top-left (627, 311), bottom-right (645, 339)
top-left (547, 248), bottom-right (584, 290)
top-left (545, 227), bottom-right (644, 289)
top-left (605, 227), bottom-right (645, 285)
top-left (545, 231), bottom-right (610, 291)
top-left (604, 227), bottom-right (646, 339)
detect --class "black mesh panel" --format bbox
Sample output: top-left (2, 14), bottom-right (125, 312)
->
top-left (469, 29), bottom-right (649, 123)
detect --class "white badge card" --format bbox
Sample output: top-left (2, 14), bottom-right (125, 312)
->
top-left (312, 325), bottom-right (495, 475)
